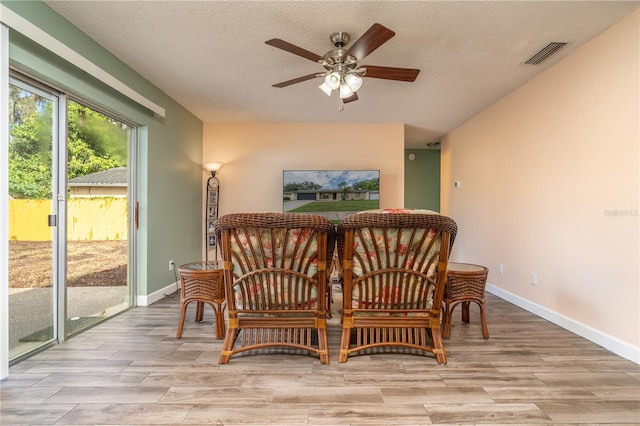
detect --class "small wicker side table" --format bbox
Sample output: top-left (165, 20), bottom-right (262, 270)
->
top-left (442, 262), bottom-right (489, 339)
top-left (176, 261), bottom-right (226, 340)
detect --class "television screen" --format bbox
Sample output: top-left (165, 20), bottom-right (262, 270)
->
top-left (283, 170), bottom-right (380, 221)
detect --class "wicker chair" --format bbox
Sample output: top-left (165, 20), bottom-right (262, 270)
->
top-left (215, 213), bottom-right (335, 364)
top-left (337, 209), bottom-right (457, 364)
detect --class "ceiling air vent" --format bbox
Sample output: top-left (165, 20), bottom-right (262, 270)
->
top-left (525, 42), bottom-right (568, 65)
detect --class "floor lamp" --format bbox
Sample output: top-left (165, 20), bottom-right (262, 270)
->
top-left (204, 162), bottom-right (222, 263)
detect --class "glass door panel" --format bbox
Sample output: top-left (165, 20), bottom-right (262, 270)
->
top-left (65, 100), bottom-right (131, 335)
top-left (8, 81), bottom-right (57, 360)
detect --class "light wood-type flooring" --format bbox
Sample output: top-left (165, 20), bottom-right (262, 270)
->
top-left (2, 285), bottom-right (639, 425)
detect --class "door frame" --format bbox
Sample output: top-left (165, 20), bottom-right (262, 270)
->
top-left (1, 22), bottom-right (10, 380)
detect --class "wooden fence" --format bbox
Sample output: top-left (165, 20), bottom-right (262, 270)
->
top-left (9, 197), bottom-right (128, 241)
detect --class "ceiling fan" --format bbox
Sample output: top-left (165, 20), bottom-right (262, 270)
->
top-left (265, 23), bottom-right (420, 108)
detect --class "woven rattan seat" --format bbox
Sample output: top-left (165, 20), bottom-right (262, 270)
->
top-left (442, 262), bottom-right (489, 339)
top-left (337, 209), bottom-right (457, 364)
top-left (215, 213), bottom-right (335, 364)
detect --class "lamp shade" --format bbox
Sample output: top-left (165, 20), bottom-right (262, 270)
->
top-left (318, 82), bottom-right (333, 96)
top-left (339, 83), bottom-right (353, 99)
top-left (345, 73), bottom-right (363, 92)
top-left (204, 162), bottom-right (222, 173)
top-left (324, 72), bottom-right (341, 90)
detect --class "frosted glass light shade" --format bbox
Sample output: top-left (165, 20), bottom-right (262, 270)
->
top-left (325, 72), bottom-right (341, 90)
top-left (318, 82), bottom-right (333, 96)
top-left (204, 162), bottom-right (222, 173)
top-left (345, 73), bottom-right (363, 92)
top-left (339, 83), bottom-right (353, 99)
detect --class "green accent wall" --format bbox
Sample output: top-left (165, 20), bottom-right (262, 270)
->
top-left (3, 1), bottom-right (204, 298)
top-left (404, 149), bottom-right (440, 211)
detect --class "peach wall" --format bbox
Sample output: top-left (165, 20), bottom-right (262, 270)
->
top-left (203, 122), bottom-right (404, 215)
top-left (441, 11), bottom-right (639, 361)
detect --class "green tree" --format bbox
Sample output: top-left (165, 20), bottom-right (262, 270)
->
top-left (9, 86), bottom-right (42, 126)
top-left (353, 177), bottom-right (379, 190)
top-left (8, 94), bottom-right (128, 199)
top-left (9, 93), bottom-right (52, 158)
top-left (67, 101), bottom-right (127, 179)
top-left (284, 181), bottom-right (321, 191)
top-left (338, 181), bottom-right (350, 200)
top-left (8, 99), bottom-right (53, 199)
top-left (8, 152), bottom-right (51, 199)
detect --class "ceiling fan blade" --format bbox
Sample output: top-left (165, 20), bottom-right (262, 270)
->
top-left (272, 73), bottom-right (321, 88)
top-left (343, 93), bottom-right (358, 104)
top-left (265, 39), bottom-right (323, 63)
top-left (346, 23), bottom-right (395, 60)
top-left (361, 65), bottom-right (420, 82)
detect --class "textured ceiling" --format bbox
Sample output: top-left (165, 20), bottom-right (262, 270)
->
top-left (43, 1), bottom-right (639, 148)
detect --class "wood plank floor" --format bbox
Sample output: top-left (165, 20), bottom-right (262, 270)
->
top-left (2, 286), bottom-right (639, 425)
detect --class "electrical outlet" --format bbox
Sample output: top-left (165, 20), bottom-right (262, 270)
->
top-left (169, 260), bottom-right (175, 271)
top-left (531, 273), bottom-right (537, 285)
top-left (498, 263), bottom-right (504, 275)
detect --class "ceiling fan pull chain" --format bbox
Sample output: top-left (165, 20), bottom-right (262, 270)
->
top-left (338, 98), bottom-right (344, 112)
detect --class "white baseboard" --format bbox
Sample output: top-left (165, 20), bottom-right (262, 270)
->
top-left (137, 280), bottom-right (178, 306)
top-left (486, 283), bottom-right (640, 365)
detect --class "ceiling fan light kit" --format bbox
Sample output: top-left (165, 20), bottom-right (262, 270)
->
top-left (322, 71), bottom-right (341, 92)
top-left (339, 84), bottom-right (352, 100)
top-left (266, 23), bottom-right (420, 110)
top-left (345, 73), bottom-right (363, 92)
top-left (318, 81), bottom-right (333, 96)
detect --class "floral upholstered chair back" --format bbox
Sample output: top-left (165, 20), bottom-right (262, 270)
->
top-left (216, 213), bottom-right (336, 314)
top-left (337, 209), bottom-right (457, 315)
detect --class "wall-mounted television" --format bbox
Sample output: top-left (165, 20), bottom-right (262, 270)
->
top-left (283, 170), bottom-right (380, 221)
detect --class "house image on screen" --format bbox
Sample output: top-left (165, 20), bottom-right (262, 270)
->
top-left (282, 170), bottom-right (380, 206)
top-left (286, 189), bottom-right (380, 202)
top-left (67, 167), bottom-right (128, 197)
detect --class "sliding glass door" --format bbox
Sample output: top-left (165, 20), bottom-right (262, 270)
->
top-left (8, 78), bottom-right (58, 359)
top-left (65, 100), bottom-right (133, 336)
top-left (8, 76), bottom-right (136, 362)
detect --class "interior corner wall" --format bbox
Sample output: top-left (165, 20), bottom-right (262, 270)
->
top-left (441, 10), bottom-right (639, 362)
top-left (404, 149), bottom-right (440, 211)
top-left (202, 122), bottom-right (404, 216)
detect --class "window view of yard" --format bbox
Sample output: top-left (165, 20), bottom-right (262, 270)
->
top-left (9, 97), bottom-right (129, 291)
top-left (9, 240), bottom-right (127, 289)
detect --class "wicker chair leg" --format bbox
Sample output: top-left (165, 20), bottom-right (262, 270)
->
top-left (338, 326), bottom-right (352, 363)
top-left (442, 301), bottom-right (453, 339)
top-left (431, 328), bottom-right (447, 365)
top-left (218, 327), bottom-right (239, 364)
top-left (195, 301), bottom-right (204, 323)
top-left (176, 301), bottom-right (188, 339)
top-left (317, 327), bottom-right (330, 365)
top-left (213, 304), bottom-right (225, 340)
top-left (462, 301), bottom-right (470, 323)
top-left (479, 302), bottom-right (489, 339)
